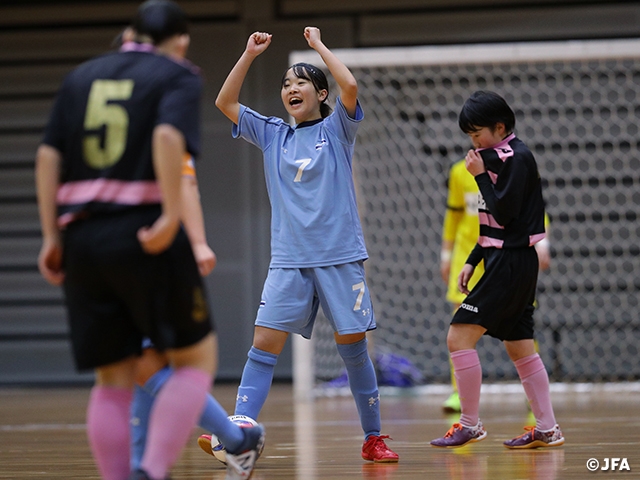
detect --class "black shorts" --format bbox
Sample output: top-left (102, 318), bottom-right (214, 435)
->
top-left (62, 206), bottom-right (213, 371)
top-left (451, 247), bottom-right (538, 341)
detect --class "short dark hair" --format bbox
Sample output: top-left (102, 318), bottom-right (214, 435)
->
top-left (132, 0), bottom-right (188, 46)
top-left (282, 63), bottom-right (332, 118)
top-left (458, 90), bottom-right (515, 134)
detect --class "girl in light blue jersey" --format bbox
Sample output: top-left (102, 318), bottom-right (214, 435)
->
top-left (205, 27), bottom-right (399, 463)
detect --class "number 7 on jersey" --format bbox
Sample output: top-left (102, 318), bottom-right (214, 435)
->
top-left (294, 158), bottom-right (311, 182)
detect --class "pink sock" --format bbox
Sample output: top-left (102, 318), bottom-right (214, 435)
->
top-left (515, 353), bottom-right (557, 430)
top-left (451, 349), bottom-right (482, 427)
top-left (141, 367), bottom-right (211, 480)
top-left (86, 385), bottom-right (132, 480)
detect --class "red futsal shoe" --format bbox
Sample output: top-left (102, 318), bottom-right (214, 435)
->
top-left (361, 435), bottom-right (399, 463)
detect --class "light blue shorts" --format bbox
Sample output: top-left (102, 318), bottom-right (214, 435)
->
top-left (255, 261), bottom-right (376, 338)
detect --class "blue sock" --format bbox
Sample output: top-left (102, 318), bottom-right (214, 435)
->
top-left (336, 338), bottom-right (381, 440)
top-left (199, 393), bottom-right (244, 452)
top-left (235, 347), bottom-right (278, 420)
top-left (141, 365), bottom-right (244, 451)
top-left (130, 385), bottom-right (153, 470)
top-left (142, 365), bottom-right (173, 396)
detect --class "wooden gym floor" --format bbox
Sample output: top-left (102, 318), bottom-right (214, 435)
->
top-left (0, 383), bottom-right (638, 479)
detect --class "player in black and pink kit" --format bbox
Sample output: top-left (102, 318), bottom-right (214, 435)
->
top-left (430, 90), bottom-right (564, 450)
top-left (35, 2), bottom-right (263, 479)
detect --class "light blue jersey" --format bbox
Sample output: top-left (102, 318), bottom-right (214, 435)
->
top-left (233, 97), bottom-right (368, 268)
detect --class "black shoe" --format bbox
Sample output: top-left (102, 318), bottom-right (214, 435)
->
top-left (128, 469), bottom-right (171, 480)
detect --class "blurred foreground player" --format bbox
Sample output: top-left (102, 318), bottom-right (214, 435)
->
top-left (35, 1), bottom-right (263, 479)
top-left (108, 26), bottom-right (263, 480)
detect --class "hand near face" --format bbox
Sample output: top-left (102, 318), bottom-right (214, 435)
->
top-left (465, 149), bottom-right (486, 177)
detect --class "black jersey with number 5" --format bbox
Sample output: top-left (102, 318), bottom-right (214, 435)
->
top-left (42, 43), bottom-right (202, 226)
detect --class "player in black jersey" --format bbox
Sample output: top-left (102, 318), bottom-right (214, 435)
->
top-left (36, 2), bottom-right (263, 479)
top-left (430, 91), bottom-right (564, 450)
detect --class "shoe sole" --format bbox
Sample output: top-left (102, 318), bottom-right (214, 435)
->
top-left (441, 405), bottom-right (461, 414)
top-left (197, 436), bottom-right (214, 456)
top-left (504, 437), bottom-right (565, 449)
top-left (441, 394), bottom-right (461, 414)
top-left (361, 455), bottom-right (399, 463)
top-left (430, 431), bottom-right (487, 449)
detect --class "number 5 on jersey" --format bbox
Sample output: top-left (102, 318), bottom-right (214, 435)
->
top-left (83, 79), bottom-right (134, 169)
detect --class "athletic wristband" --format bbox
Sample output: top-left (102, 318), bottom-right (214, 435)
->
top-left (440, 249), bottom-right (452, 262)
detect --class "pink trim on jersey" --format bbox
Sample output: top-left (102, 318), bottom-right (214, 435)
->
top-left (476, 133), bottom-right (516, 155)
top-left (495, 144), bottom-right (515, 162)
top-left (478, 235), bottom-right (504, 248)
top-left (120, 40), bottom-right (200, 74)
top-left (476, 133), bottom-right (517, 187)
top-left (530, 232), bottom-right (546, 246)
top-left (479, 212), bottom-right (504, 229)
top-left (58, 212), bottom-right (79, 227)
top-left (57, 179), bottom-right (162, 205)
top-left (120, 41), bottom-right (155, 53)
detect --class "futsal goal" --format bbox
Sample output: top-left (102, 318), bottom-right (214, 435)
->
top-left (290, 39), bottom-right (640, 400)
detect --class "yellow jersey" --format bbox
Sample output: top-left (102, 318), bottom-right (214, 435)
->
top-left (442, 160), bottom-right (483, 305)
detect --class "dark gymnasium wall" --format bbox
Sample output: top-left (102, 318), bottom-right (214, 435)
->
top-left (0, 0), bottom-right (638, 384)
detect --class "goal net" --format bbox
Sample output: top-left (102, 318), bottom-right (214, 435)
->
top-left (290, 39), bottom-right (640, 399)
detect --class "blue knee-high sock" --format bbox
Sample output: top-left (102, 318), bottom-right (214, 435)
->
top-left (142, 365), bottom-right (244, 451)
top-left (131, 367), bottom-right (172, 470)
top-left (142, 365), bottom-right (173, 396)
top-left (235, 347), bottom-right (278, 420)
top-left (198, 393), bottom-right (244, 451)
top-left (336, 338), bottom-right (381, 440)
top-left (130, 385), bottom-right (153, 470)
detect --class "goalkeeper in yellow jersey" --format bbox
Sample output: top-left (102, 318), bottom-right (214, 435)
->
top-left (440, 159), bottom-right (550, 413)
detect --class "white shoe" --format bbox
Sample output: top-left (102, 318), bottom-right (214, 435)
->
top-left (225, 424), bottom-right (265, 479)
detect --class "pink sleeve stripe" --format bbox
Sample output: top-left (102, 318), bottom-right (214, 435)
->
top-left (529, 233), bottom-right (546, 246)
top-left (478, 212), bottom-right (504, 229)
top-left (57, 212), bottom-right (78, 227)
top-left (478, 236), bottom-right (504, 248)
top-left (57, 179), bottom-right (162, 205)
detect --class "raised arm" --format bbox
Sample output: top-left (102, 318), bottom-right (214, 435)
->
top-left (215, 32), bottom-right (272, 124)
top-left (303, 27), bottom-right (358, 117)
